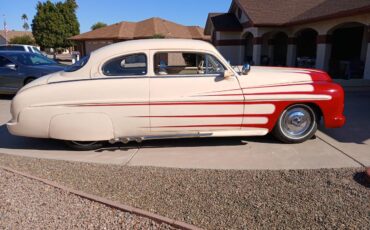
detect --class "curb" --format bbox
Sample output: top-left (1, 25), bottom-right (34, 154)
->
top-left (0, 166), bottom-right (202, 230)
top-left (365, 168), bottom-right (370, 183)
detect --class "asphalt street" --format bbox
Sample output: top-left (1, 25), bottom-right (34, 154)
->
top-left (0, 89), bottom-right (369, 170)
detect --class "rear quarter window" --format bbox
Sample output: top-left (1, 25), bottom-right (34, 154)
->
top-left (102, 53), bottom-right (147, 76)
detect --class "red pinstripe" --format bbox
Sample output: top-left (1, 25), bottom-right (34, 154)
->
top-left (150, 124), bottom-right (268, 129)
top-left (135, 114), bottom-right (266, 118)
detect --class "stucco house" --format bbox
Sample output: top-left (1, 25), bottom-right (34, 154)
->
top-left (205, 0), bottom-right (370, 79)
top-left (70, 17), bottom-right (209, 56)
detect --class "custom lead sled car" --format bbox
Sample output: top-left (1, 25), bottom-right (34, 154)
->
top-left (7, 39), bottom-right (345, 150)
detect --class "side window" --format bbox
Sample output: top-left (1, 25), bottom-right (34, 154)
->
top-left (154, 52), bottom-right (225, 76)
top-left (205, 55), bottom-right (226, 74)
top-left (0, 56), bottom-right (13, 68)
top-left (102, 53), bottom-right (147, 76)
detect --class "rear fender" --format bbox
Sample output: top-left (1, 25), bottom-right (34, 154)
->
top-left (49, 113), bottom-right (114, 141)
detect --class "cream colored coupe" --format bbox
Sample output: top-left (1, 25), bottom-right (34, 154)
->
top-left (7, 39), bottom-right (345, 150)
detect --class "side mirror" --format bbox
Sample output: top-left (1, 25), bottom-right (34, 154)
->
top-left (223, 69), bottom-right (234, 78)
top-left (5, 63), bottom-right (17, 70)
top-left (242, 63), bottom-right (251, 75)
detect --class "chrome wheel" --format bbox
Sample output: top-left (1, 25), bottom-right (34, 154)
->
top-left (273, 104), bottom-right (318, 143)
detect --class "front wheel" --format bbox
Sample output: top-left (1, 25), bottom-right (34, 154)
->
top-left (273, 104), bottom-right (317, 143)
top-left (65, 141), bottom-right (104, 151)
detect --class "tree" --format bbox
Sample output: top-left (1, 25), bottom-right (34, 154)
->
top-left (152, 33), bottom-right (165, 39)
top-left (21, 14), bottom-right (29, 31)
top-left (91, 22), bottom-right (107, 30)
top-left (32, 0), bottom-right (80, 50)
top-left (9, 35), bottom-right (36, 45)
top-left (23, 23), bottom-right (30, 31)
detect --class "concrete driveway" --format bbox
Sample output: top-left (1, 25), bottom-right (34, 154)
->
top-left (0, 89), bottom-right (369, 170)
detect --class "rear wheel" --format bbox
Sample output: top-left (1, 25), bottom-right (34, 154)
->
top-left (273, 104), bottom-right (317, 143)
top-left (65, 141), bottom-right (104, 151)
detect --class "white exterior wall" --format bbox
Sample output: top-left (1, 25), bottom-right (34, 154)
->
top-left (252, 44), bottom-right (262, 65)
top-left (364, 43), bottom-right (370, 79)
top-left (315, 43), bottom-right (331, 70)
top-left (217, 45), bottom-right (243, 65)
top-left (215, 31), bottom-right (244, 65)
top-left (286, 44), bottom-right (297, 66)
top-left (361, 27), bottom-right (368, 61)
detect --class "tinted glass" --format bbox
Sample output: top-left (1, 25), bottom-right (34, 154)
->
top-left (7, 53), bottom-right (56, 65)
top-left (154, 52), bottom-right (225, 76)
top-left (0, 56), bottom-right (14, 67)
top-left (65, 55), bottom-right (90, 72)
top-left (205, 55), bottom-right (226, 74)
top-left (31, 47), bottom-right (43, 55)
top-left (102, 53), bottom-right (147, 76)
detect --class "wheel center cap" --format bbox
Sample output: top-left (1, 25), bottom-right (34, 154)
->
top-left (292, 116), bottom-right (302, 126)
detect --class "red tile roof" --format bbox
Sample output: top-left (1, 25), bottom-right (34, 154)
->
top-left (70, 17), bottom-right (209, 41)
top-left (235, 0), bottom-right (370, 26)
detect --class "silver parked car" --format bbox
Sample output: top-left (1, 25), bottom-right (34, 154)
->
top-left (0, 51), bottom-right (65, 94)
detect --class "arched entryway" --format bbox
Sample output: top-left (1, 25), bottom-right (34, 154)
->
top-left (243, 32), bottom-right (254, 64)
top-left (272, 32), bottom-right (288, 66)
top-left (295, 28), bottom-right (318, 68)
top-left (329, 22), bottom-right (367, 79)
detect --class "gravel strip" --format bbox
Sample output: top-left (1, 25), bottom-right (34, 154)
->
top-left (0, 168), bottom-right (176, 229)
top-left (0, 153), bottom-right (369, 229)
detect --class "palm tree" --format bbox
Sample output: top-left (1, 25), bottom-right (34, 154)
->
top-left (21, 14), bottom-right (29, 31)
top-left (21, 14), bottom-right (28, 22)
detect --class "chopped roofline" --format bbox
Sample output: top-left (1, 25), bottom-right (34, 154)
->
top-left (91, 39), bottom-right (218, 56)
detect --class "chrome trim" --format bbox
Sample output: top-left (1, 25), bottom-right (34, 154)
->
top-left (48, 74), bottom-right (230, 85)
top-left (109, 132), bottom-right (213, 144)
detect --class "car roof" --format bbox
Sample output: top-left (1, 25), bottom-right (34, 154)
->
top-left (0, 44), bottom-right (30, 47)
top-left (92, 39), bottom-right (218, 57)
top-left (0, 50), bottom-right (31, 55)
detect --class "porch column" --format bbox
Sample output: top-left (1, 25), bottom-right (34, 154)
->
top-left (363, 26), bottom-right (370, 79)
top-left (315, 35), bottom-right (331, 71)
top-left (252, 37), bottom-right (262, 65)
top-left (364, 45), bottom-right (370, 79)
top-left (268, 39), bottom-right (274, 65)
top-left (286, 37), bottom-right (297, 67)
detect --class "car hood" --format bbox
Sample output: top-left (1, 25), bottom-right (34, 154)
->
top-left (238, 66), bottom-right (332, 89)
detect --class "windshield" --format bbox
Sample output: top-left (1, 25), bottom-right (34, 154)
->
top-left (8, 52), bottom-right (57, 66)
top-left (31, 47), bottom-right (43, 55)
top-left (65, 55), bottom-right (90, 72)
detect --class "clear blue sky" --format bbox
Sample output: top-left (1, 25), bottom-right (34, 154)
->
top-left (1, 0), bottom-right (230, 33)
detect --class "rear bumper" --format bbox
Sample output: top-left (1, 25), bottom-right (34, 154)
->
top-left (6, 121), bottom-right (21, 136)
top-left (325, 114), bottom-right (346, 128)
